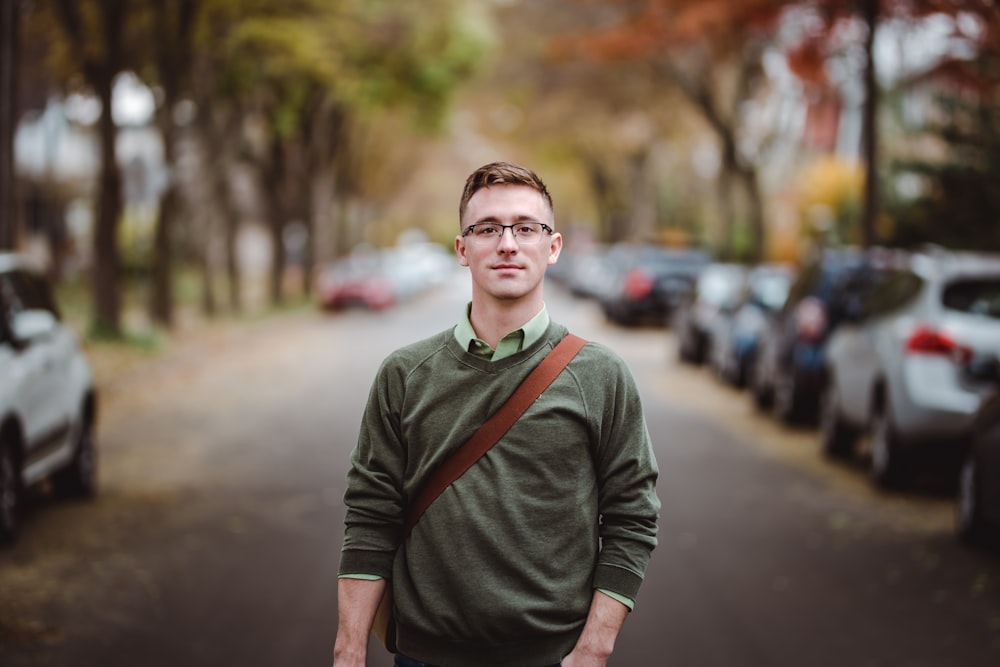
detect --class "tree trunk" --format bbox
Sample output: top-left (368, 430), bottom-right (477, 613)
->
top-left (628, 149), bottom-right (656, 242)
top-left (0, 0), bottom-right (18, 251)
top-left (222, 177), bottom-right (242, 313)
top-left (93, 68), bottom-right (123, 336)
top-left (716, 168), bottom-right (735, 258)
top-left (656, 57), bottom-right (768, 260)
top-left (150, 175), bottom-right (176, 326)
top-left (580, 152), bottom-right (624, 243)
top-left (53, 0), bottom-right (126, 336)
top-left (264, 139), bottom-right (287, 306)
top-left (739, 166), bottom-right (765, 263)
top-left (860, 0), bottom-right (880, 248)
top-left (92, 1), bottom-right (126, 337)
top-left (199, 215), bottom-right (217, 318)
top-left (192, 62), bottom-right (242, 315)
top-left (149, 0), bottom-right (196, 327)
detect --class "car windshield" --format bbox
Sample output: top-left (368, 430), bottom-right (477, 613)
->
top-left (942, 279), bottom-right (1000, 319)
top-left (752, 274), bottom-right (791, 310)
top-left (699, 268), bottom-right (745, 306)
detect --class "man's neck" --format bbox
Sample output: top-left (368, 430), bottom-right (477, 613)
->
top-left (468, 298), bottom-right (544, 349)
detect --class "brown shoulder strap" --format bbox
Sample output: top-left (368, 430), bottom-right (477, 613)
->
top-left (402, 333), bottom-right (587, 537)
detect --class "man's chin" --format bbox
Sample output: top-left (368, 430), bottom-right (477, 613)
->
top-left (482, 283), bottom-right (531, 301)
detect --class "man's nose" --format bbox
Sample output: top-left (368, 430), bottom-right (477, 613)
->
top-left (497, 226), bottom-right (519, 251)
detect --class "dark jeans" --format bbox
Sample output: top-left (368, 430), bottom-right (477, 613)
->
top-left (394, 653), bottom-right (560, 667)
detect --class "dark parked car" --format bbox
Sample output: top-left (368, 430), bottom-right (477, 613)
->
top-left (708, 263), bottom-right (794, 388)
top-left (674, 262), bottom-right (749, 365)
top-left (599, 244), bottom-right (711, 326)
top-left (750, 247), bottom-right (893, 425)
top-left (957, 355), bottom-right (1000, 548)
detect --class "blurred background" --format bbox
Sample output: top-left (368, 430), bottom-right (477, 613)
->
top-left (4, 2), bottom-right (1000, 666)
top-left (2, 0), bottom-right (999, 336)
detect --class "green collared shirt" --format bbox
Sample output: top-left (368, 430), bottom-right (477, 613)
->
top-left (453, 303), bottom-right (550, 361)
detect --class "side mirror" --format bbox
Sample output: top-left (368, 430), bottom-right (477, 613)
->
top-left (11, 309), bottom-right (58, 345)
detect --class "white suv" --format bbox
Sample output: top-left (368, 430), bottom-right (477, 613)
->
top-left (0, 252), bottom-right (98, 543)
top-left (819, 247), bottom-right (1000, 488)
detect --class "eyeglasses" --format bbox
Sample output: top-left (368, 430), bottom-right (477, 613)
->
top-left (461, 222), bottom-right (553, 244)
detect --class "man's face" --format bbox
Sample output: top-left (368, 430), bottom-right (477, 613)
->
top-left (455, 184), bottom-right (562, 304)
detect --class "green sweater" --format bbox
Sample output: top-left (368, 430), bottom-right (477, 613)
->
top-left (339, 322), bottom-right (660, 666)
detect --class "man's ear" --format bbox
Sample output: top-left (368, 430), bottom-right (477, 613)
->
top-left (547, 232), bottom-right (563, 266)
top-left (455, 235), bottom-right (470, 267)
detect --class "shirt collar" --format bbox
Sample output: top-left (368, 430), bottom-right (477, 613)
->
top-left (454, 303), bottom-right (550, 361)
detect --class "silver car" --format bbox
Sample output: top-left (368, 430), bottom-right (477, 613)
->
top-left (1, 253), bottom-right (98, 543)
top-left (675, 262), bottom-right (749, 366)
top-left (708, 263), bottom-right (794, 388)
top-left (819, 247), bottom-right (1000, 488)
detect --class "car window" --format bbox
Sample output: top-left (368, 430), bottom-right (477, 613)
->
top-left (784, 263), bottom-right (821, 312)
top-left (942, 279), bottom-right (1000, 319)
top-left (824, 264), bottom-right (895, 321)
top-left (697, 269), bottom-right (744, 306)
top-left (2, 270), bottom-right (61, 320)
top-left (861, 270), bottom-right (923, 318)
top-left (751, 274), bottom-right (791, 311)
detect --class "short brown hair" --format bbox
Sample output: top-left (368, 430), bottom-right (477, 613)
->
top-left (459, 162), bottom-right (553, 225)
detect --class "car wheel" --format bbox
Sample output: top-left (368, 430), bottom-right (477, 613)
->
top-left (735, 353), bottom-right (753, 389)
top-left (773, 372), bottom-right (802, 425)
top-left (870, 402), bottom-right (904, 489)
top-left (0, 440), bottom-right (20, 544)
top-left (53, 417), bottom-right (97, 499)
top-left (677, 335), bottom-right (693, 363)
top-left (819, 382), bottom-right (857, 459)
top-left (750, 360), bottom-right (772, 411)
top-left (956, 454), bottom-right (989, 547)
top-left (699, 337), bottom-right (711, 368)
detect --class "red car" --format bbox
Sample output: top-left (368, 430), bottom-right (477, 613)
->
top-left (316, 256), bottom-right (396, 311)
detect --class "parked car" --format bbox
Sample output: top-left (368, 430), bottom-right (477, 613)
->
top-left (317, 262), bottom-right (395, 311)
top-left (1, 253), bottom-right (98, 543)
top-left (558, 244), bottom-right (616, 301)
top-left (750, 247), bottom-right (893, 425)
top-left (819, 248), bottom-right (1000, 488)
top-left (674, 262), bottom-right (749, 365)
top-left (956, 354), bottom-right (1000, 548)
top-left (317, 243), bottom-right (456, 312)
top-left (599, 243), bottom-right (711, 326)
top-left (708, 263), bottom-right (794, 387)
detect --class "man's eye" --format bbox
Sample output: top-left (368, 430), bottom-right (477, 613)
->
top-left (476, 225), bottom-right (500, 236)
top-left (516, 224), bottom-right (538, 235)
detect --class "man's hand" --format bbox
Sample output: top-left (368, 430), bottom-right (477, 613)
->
top-left (561, 590), bottom-right (629, 667)
top-left (332, 577), bottom-right (387, 667)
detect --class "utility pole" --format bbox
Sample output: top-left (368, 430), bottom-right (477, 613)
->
top-left (0, 0), bottom-right (19, 250)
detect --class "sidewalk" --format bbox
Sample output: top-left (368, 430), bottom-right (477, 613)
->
top-left (80, 303), bottom-right (314, 403)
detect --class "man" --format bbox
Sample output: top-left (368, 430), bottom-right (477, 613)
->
top-left (333, 162), bottom-right (659, 667)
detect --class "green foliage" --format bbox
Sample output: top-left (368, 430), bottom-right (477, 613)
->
top-left (215, 0), bottom-right (486, 138)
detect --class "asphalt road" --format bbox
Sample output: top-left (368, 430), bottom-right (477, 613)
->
top-left (2, 270), bottom-right (999, 667)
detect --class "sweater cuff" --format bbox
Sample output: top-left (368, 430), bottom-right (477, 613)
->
top-left (338, 549), bottom-right (395, 580)
top-left (593, 563), bottom-right (644, 602)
